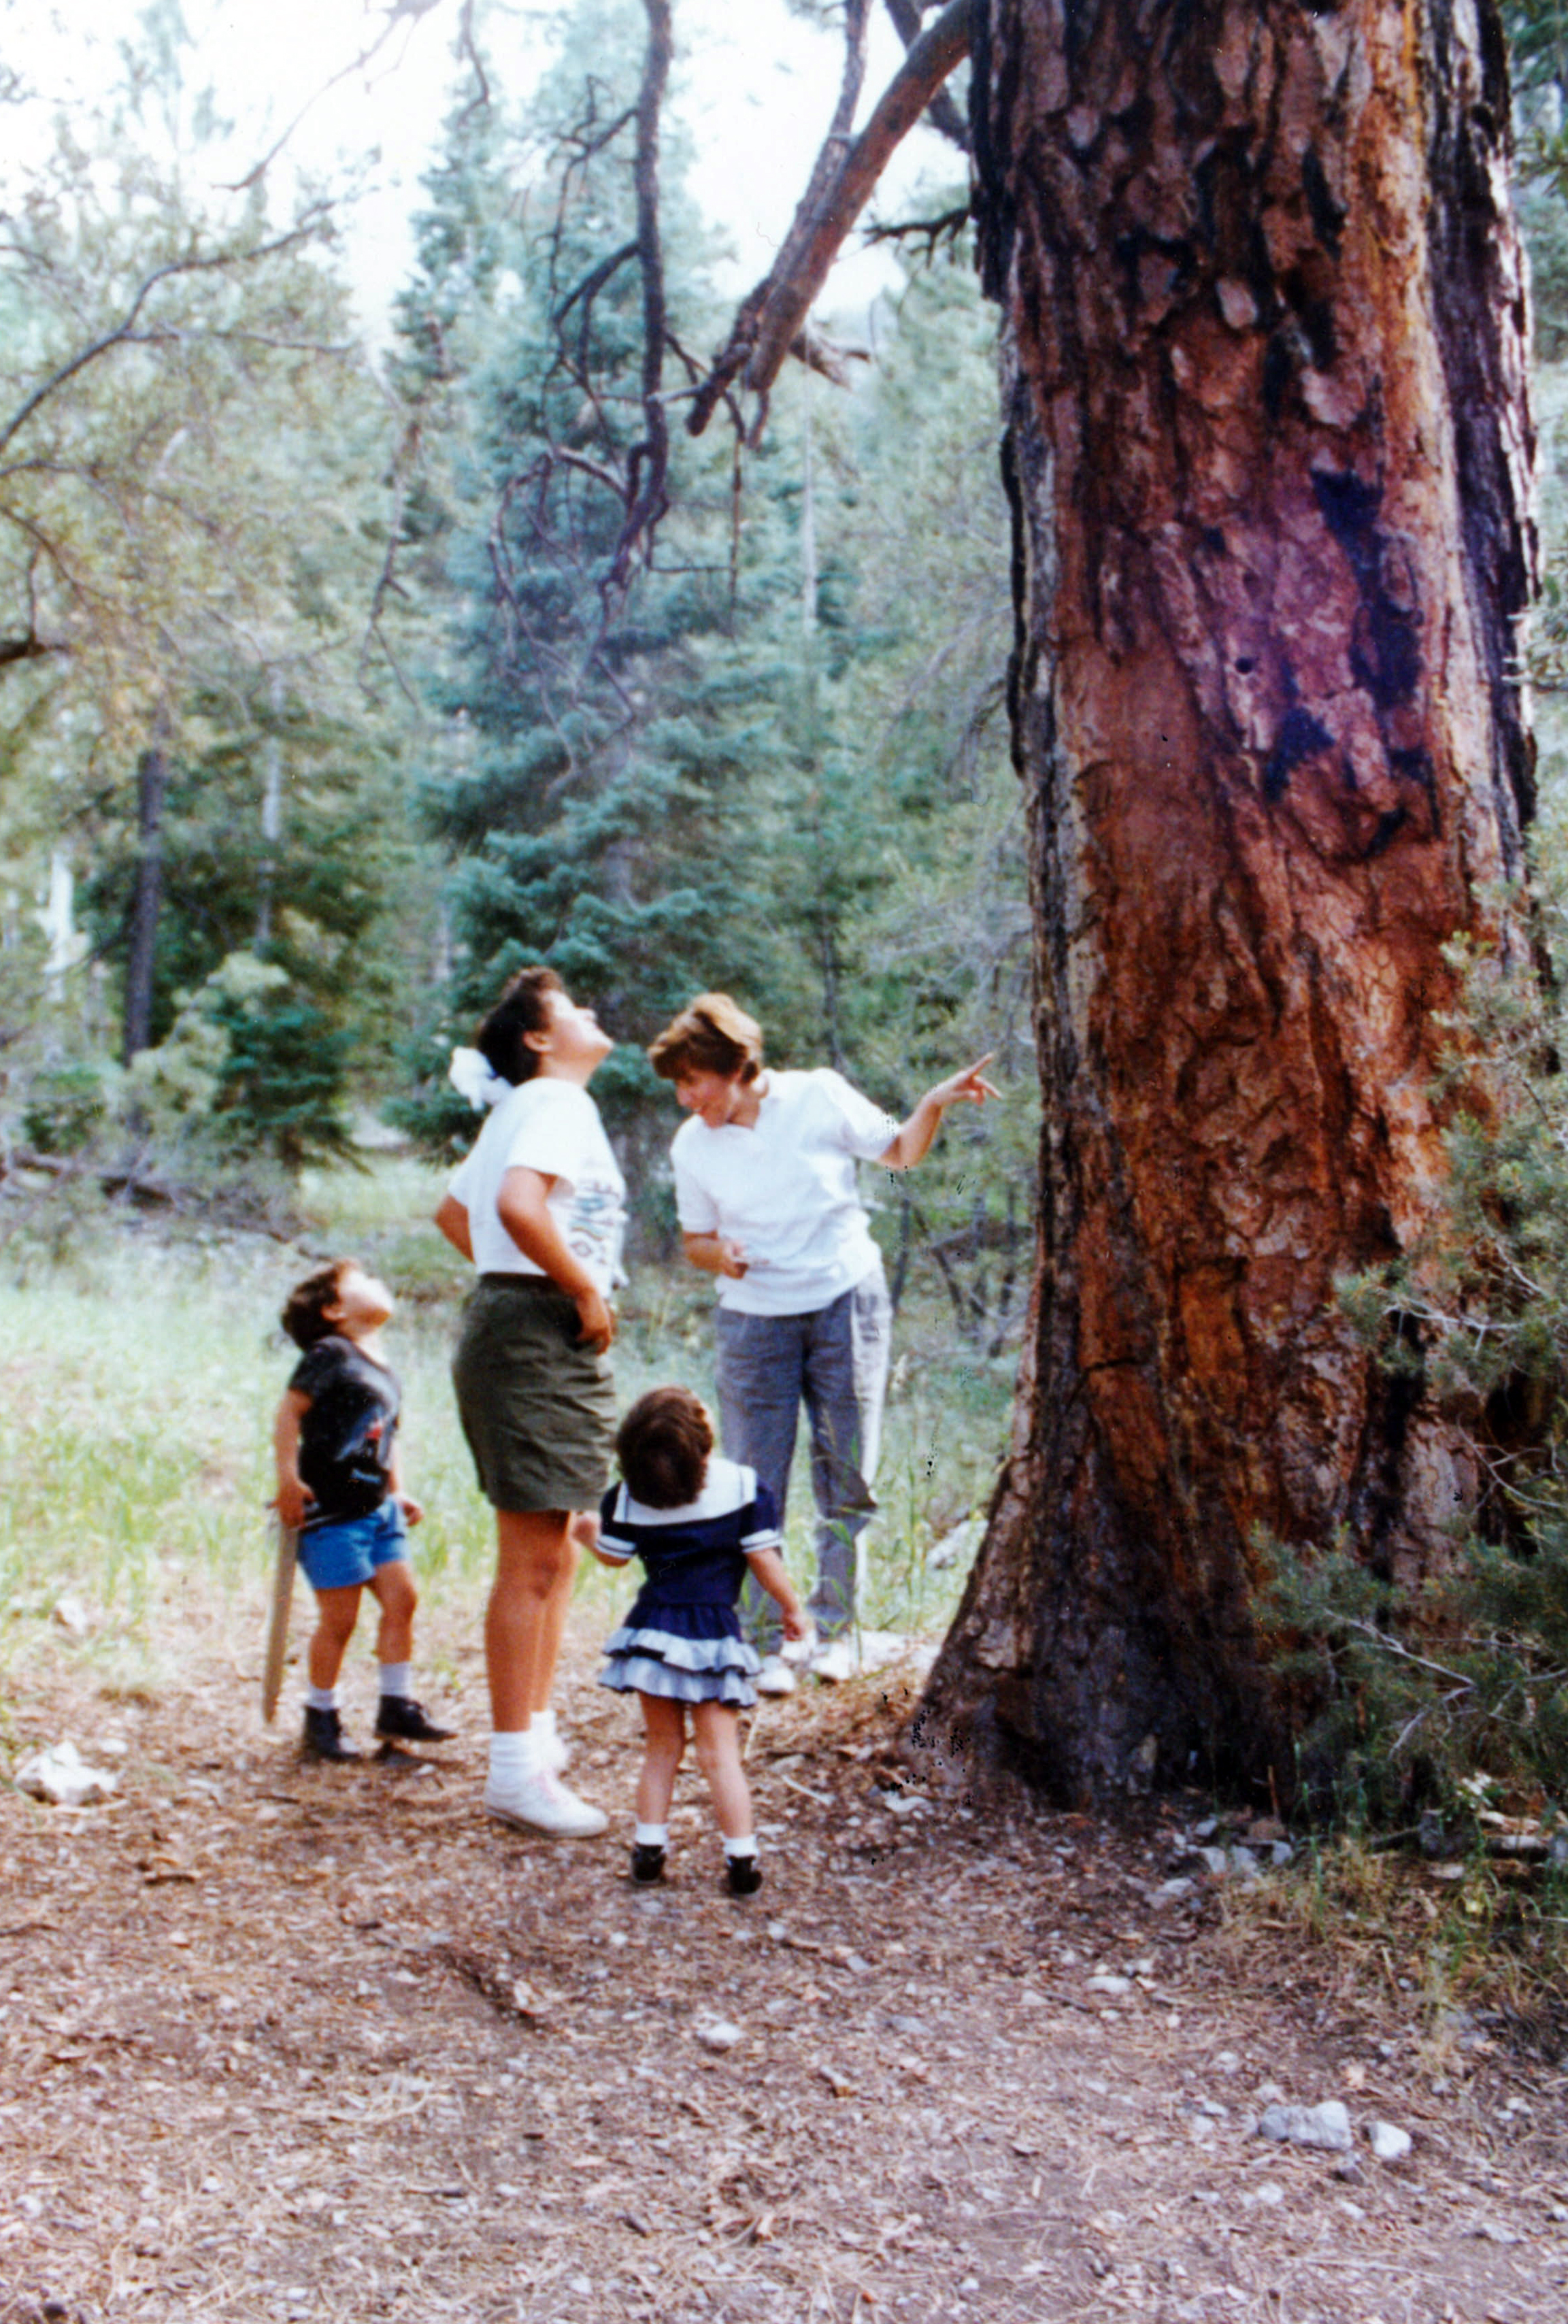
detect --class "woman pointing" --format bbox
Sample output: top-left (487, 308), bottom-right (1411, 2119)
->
top-left (648, 994), bottom-right (997, 1691)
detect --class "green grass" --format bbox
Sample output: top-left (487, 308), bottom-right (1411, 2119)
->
top-left (0, 1162), bottom-right (1016, 1693)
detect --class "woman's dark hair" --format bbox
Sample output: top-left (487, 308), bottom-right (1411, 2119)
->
top-left (477, 965), bottom-right (564, 1086)
top-left (616, 1387), bottom-right (714, 1509)
top-left (647, 993), bottom-right (763, 1085)
top-left (281, 1259), bottom-right (352, 1350)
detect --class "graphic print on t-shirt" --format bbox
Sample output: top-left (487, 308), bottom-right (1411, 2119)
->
top-left (288, 1336), bottom-right (400, 1529)
top-left (565, 1170), bottom-right (625, 1292)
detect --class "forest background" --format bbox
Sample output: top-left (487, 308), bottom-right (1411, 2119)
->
top-left (0, 0), bottom-right (1035, 1681)
top-left (7, 0), bottom-right (1568, 1809)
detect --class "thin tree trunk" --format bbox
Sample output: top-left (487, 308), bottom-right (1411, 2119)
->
top-left (122, 735), bottom-right (170, 1063)
top-left (925, 0), bottom-right (1537, 1802)
top-left (256, 671), bottom-right (284, 949)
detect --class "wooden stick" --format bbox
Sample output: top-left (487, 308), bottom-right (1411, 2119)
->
top-left (261, 1516), bottom-right (298, 1725)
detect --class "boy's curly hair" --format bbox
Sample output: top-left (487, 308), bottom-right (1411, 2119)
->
top-left (281, 1261), bottom-right (351, 1350)
top-left (616, 1387), bottom-right (714, 1509)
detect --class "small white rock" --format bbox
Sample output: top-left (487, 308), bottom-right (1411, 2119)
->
top-left (1257, 2099), bottom-right (1352, 2154)
top-left (1084, 1973), bottom-right (1133, 1997)
top-left (14, 1740), bottom-right (118, 1807)
top-left (1367, 2121), bottom-right (1412, 2162)
top-left (51, 1593), bottom-right (89, 1637)
top-left (696, 2019), bottom-right (744, 2052)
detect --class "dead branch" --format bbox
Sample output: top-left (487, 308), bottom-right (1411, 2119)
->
top-left (222, 0), bottom-right (449, 193)
top-left (884, 0), bottom-right (971, 150)
top-left (687, 0), bottom-right (873, 439)
top-left (688, 0), bottom-right (975, 437)
top-left (0, 630), bottom-right (63, 665)
top-left (862, 203), bottom-right (972, 260)
top-left (605, 0), bottom-right (674, 596)
top-left (454, 0), bottom-right (491, 118)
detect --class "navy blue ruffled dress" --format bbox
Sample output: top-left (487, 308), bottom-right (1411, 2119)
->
top-left (596, 1458), bottom-right (780, 1708)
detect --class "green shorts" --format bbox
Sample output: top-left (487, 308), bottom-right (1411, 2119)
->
top-left (452, 1275), bottom-right (616, 1514)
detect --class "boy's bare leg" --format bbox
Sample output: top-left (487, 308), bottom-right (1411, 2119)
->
top-left (635, 1695), bottom-right (686, 1825)
top-left (486, 1510), bottom-right (575, 1731)
top-left (690, 1701), bottom-right (753, 1842)
top-left (367, 1561), bottom-right (416, 1665)
top-left (307, 1585), bottom-right (362, 1692)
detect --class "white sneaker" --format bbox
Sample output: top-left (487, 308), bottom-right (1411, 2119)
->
top-left (756, 1654), bottom-right (797, 1697)
top-left (811, 1638), bottom-right (861, 1684)
top-left (484, 1768), bottom-right (607, 1839)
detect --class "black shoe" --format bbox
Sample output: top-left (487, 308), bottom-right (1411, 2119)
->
top-left (375, 1696), bottom-right (454, 1744)
top-left (629, 1842), bottom-right (667, 1886)
top-left (302, 1706), bottom-right (362, 1762)
top-left (725, 1855), bottom-right (763, 1897)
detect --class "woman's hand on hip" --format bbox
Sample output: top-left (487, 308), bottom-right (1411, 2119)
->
top-left (574, 1285), bottom-right (616, 1352)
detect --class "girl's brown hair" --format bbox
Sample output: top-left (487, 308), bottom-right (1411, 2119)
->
top-left (616, 1387), bottom-right (714, 1509)
top-left (647, 993), bottom-right (763, 1086)
top-left (477, 965), bottom-right (564, 1086)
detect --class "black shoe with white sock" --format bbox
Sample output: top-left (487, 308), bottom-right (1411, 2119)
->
top-left (375, 1697), bottom-right (454, 1744)
top-left (302, 1706), bottom-right (361, 1762)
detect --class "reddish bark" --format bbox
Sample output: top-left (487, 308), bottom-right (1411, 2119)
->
top-left (925, 0), bottom-right (1537, 1800)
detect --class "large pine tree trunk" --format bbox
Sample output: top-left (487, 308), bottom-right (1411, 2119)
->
top-left (924, 0), bottom-right (1537, 1802)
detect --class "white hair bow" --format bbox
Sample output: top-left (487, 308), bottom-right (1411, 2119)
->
top-left (448, 1046), bottom-right (511, 1112)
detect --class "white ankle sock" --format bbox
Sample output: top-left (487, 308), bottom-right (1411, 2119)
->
top-left (529, 1708), bottom-right (558, 1744)
top-left (723, 1835), bottom-right (757, 1861)
top-left (488, 1730), bottom-right (537, 1782)
top-left (634, 1823), bottom-right (668, 1849)
top-left (305, 1684), bottom-right (338, 1713)
top-left (378, 1662), bottom-right (412, 1699)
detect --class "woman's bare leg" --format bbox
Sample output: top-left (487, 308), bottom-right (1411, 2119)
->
top-left (486, 1509), bottom-right (574, 1730)
top-left (530, 1528), bottom-right (580, 1716)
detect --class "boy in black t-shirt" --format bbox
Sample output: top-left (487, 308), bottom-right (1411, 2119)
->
top-left (275, 1260), bottom-right (452, 1761)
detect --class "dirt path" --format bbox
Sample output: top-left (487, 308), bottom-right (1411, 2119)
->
top-left (1, 1621), bottom-right (1563, 2324)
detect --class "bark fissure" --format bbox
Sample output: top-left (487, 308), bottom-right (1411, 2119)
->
top-left (928, 0), bottom-right (1537, 1802)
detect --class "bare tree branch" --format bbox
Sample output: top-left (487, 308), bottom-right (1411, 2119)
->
top-left (604, 0), bottom-right (673, 597)
top-left (862, 203), bottom-right (971, 259)
top-left (454, 0), bottom-right (492, 120)
top-left (0, 632), bottom-right (63, 666)
top-left (0, 219), bottom-right (329, 455)
top-left (688, 0), bottom-right (975, 437)
top-left (222, 0), bottom-right (449, 193)
top-left (884, 0), bottom-right (971, 150)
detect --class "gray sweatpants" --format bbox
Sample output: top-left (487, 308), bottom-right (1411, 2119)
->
top-left (714, 1263), bottom-right (893, 1651)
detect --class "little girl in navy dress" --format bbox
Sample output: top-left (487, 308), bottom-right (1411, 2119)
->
top-left (591, 1387), bottom-right (807, 1893)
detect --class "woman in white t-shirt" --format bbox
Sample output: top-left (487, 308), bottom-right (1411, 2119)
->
top-left (648, 994), bottom-right (997, 1691)
top-left (435, 966), bottom-right (627, 1839)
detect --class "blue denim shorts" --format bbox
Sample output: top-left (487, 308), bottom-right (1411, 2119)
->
top-left (297, 1501), bottom-right (407, 1591)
